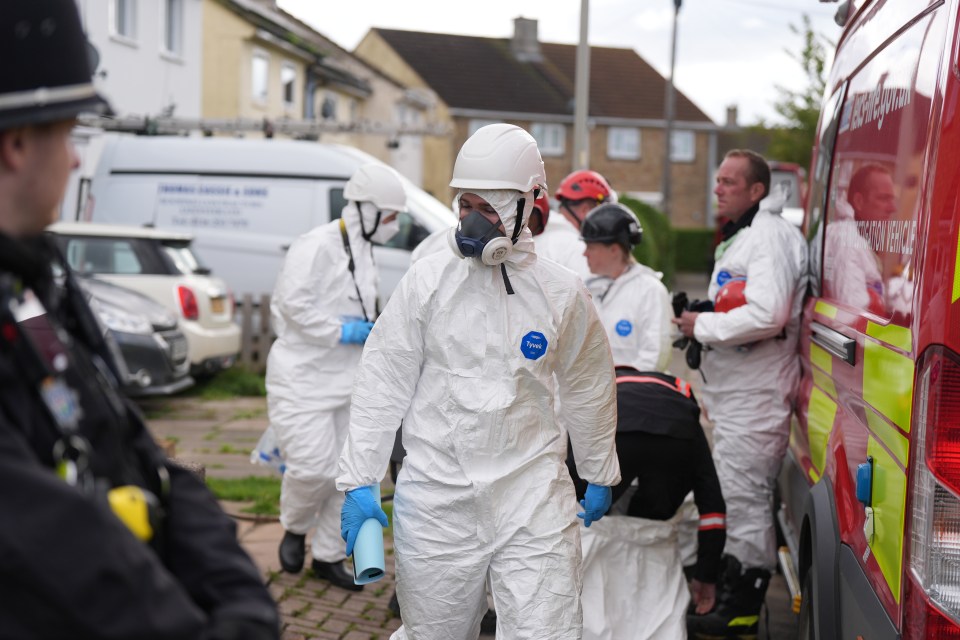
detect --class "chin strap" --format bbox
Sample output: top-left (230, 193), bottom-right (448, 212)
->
top-left (356, 201), bottom-right (382, 242)
top-left (498, 197), bottom-right (526, 295)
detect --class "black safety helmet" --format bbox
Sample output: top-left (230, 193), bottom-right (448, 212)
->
top-left (581, 203), bottom-right (642, 251)
top-left (0, 0), bottom-right (111, 131)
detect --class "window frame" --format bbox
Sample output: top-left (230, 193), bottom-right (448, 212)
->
top-left (607, 127), bottom-right (641, 161)
top-left (670, 130), bottom-right (696, 163)
top-left (110, 0), bottom-right (138, 43)
top-left (251, 49), bottom-right (270, 105)
top-left (531, 123), bottom-right (566, 157)
top-left (161, 0), bottom-right (183, 57)
top-left (281, 62), bottom-right (297, 109)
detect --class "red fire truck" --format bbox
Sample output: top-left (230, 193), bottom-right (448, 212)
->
top-left (779, 0), bottom-right (960, 637)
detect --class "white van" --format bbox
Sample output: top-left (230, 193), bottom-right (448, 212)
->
top-left (84, 134), bottom-right (457, 300)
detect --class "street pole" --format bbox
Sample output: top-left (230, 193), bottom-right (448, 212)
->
top-left (661, 0), bottom-right (681, 219)
top-left (572, 0), bottom-right (590, 171)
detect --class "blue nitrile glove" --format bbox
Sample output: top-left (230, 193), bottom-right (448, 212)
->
top-left (577, 483), bottom-right (613, 528)
top-left (340, 320), bottom-right (375, 345)
top-left (341, 485), bottom-right (390, 556)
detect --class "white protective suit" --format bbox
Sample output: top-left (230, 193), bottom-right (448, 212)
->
top-left (694, 209), bottom-right (807, 570)
top-left (409, 226), bottom-right (451, 264)
top-left (581, 514), bottom-right (689, 640)
top-left (534, 211), bottom-right (592, 281)
top-left (337, 195), bottom-right (621, 639)
top-left (586, 263), bottom-right (673, 372)
top-left (266, 203), bottom-right (379, 563)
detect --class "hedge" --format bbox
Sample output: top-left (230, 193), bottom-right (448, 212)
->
top-left (618, 196), bottom-right (675, 288)
top-left (673, 228), bottom-right (716, 274)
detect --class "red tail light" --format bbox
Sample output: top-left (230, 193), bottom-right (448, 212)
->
top-left (903, 346), bottom-right (960, 638)
top-left (904, 575), bottom-right (960, 639)
top-left (177, 285), bottom-right (199, 320)
top-left (924, 352), bottom-right (960, 491)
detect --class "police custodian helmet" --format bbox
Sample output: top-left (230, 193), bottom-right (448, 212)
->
top-left (0, 0), bottom-right (111, 131)
top-left (581, 202), bottom-right (643, 250)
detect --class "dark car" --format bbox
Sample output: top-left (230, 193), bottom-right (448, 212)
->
top-left (77, 277), bottom-right (194, 397)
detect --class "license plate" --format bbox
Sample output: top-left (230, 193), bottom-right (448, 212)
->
top-left (211, 297), bottom-right (225, 314)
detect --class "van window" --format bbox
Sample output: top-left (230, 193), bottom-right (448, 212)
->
top-left (329, 188), bottom-right (347, 221)
top-left (806, 85), bottom-right (846, 297)
top-left (377, 211), bottom-right (431, 251)
top-left (818, 12), bottom-right (936, 324)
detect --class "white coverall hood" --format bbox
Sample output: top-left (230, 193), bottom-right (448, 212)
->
top-left (447, 188), bottom-right (537, 265)
top-left (693, 210), bottom-right (807, 570)
top-left (535, 212), bottom-right (592, 280)
top-left (586, 263), bottom-right (672, 372)
top-left (337, 248), bottom-right (620, 639)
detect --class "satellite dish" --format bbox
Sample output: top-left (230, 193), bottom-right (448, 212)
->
top-left (86, 39), bottom-right (101, 73)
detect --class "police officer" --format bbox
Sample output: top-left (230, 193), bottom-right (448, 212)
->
top-left (0, 2), bottom-right (279, 638)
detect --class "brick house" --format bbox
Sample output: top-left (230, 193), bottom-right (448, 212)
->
top-left (355, 17), bottom-right (720, 228)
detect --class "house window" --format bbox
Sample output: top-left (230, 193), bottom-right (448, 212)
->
top-left (670, 130), bottom-right (695, 162)
top-left (607, 127), bottom-right (640, 160)
top-left (112, 0), bottom-right (137, 40)
top-left (531, 123), bottom-right (565, 157)
top-left (162, 0), bottom-right (183, 56)
top-left (251, 51), bottom-right (269, 104)
top-left (321, 93), bottom-right (338, 120)
top-left (468, 119), bottom-right (498, 137)
top-left (281, 63), bottom-right (297, 108)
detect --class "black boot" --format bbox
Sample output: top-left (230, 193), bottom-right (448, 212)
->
top-left (278, 531), bottom-right (306, 573)
top-left (311, 559), bottom-right (363, 592)
top-left (688, 555), bottom-right (770, 639)
top-left (387, 591), bottom-right (401, 617)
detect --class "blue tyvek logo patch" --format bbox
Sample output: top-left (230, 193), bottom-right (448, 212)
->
top-left (616, 320), bottom-right (633, 336)
top-left (521, 331), bottom-right (548, 360)
top-left (717, 270), bottom-right (732, 286)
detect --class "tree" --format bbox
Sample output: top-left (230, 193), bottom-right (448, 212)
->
top-left (767, 15), bottom-right (832, 171)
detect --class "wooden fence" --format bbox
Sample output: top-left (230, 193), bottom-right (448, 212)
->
top-left (237, 294), bottom-right (274, 374)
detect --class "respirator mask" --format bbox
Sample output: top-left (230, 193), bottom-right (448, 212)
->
top-left (447, 189), bottom-right (532, 266)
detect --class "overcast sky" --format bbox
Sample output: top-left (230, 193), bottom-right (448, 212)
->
top-left (277, 0), bottom-right (844, 126)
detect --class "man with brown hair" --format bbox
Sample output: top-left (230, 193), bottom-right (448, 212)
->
top-left (675, 149), bottom-right (807, 639)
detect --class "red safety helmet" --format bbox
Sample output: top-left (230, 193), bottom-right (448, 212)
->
top-left (555, 170), bottom-right (613, 204)
top-left (528, 190), bottom-right (551, 236)
top-left (714, 277), bottom-right (747, 313)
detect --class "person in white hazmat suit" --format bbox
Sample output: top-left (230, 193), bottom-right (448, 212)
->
top-left (337, 123), bottom-right (621, 640)
top-left (580, 202), bottom-right (672, 372)
top-left (534, 169), bottom-right (616, 281)
top-left (266, 163), bottom-right (408, 591)
top-left (675, 150), bottom-right (806, 639)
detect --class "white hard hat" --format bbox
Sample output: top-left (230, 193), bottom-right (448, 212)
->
top-left (344, 164), bottom-right (409, 212)
top-left (450, 123), bottom-right (547, 193)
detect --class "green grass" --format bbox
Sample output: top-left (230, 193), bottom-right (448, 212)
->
top-left (206, 475), bottom-right (281, 516)
top-left (183, 366), bottom-right (267, 400)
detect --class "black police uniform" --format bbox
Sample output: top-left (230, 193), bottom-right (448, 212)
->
top-left (569, 366), bottom-right (726, 585)
top-left (0, 235), bottom-right (279, 639)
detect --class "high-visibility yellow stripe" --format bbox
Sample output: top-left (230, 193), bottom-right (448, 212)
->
top-left (811, 343), bottom-right (834, 375)
top-left (952, 227), bottom-right (960, 303)
top-left (816, 301), bottom-right (839, 318)
top-left (864, 341), bottom-right (915, 433)
top-left (866, 322), bottom-right (912, 353)
top-left (809, 467), bottom-right (821, 483)
top-left (728, 615), bottom-right (760, 628)
top-left (808, 388), bottom-right (837, 474)
top-left (868, 436), bottom-right (906, 604)
top-left (865, 406), bottom-right (909, 468)
top-left (812, 367), bottom-right (837, 399)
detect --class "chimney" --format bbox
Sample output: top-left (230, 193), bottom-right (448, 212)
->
top-left (726, 105), bottom-right (739, 129)
top-left (512, 17), bottom-right (543, 63)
